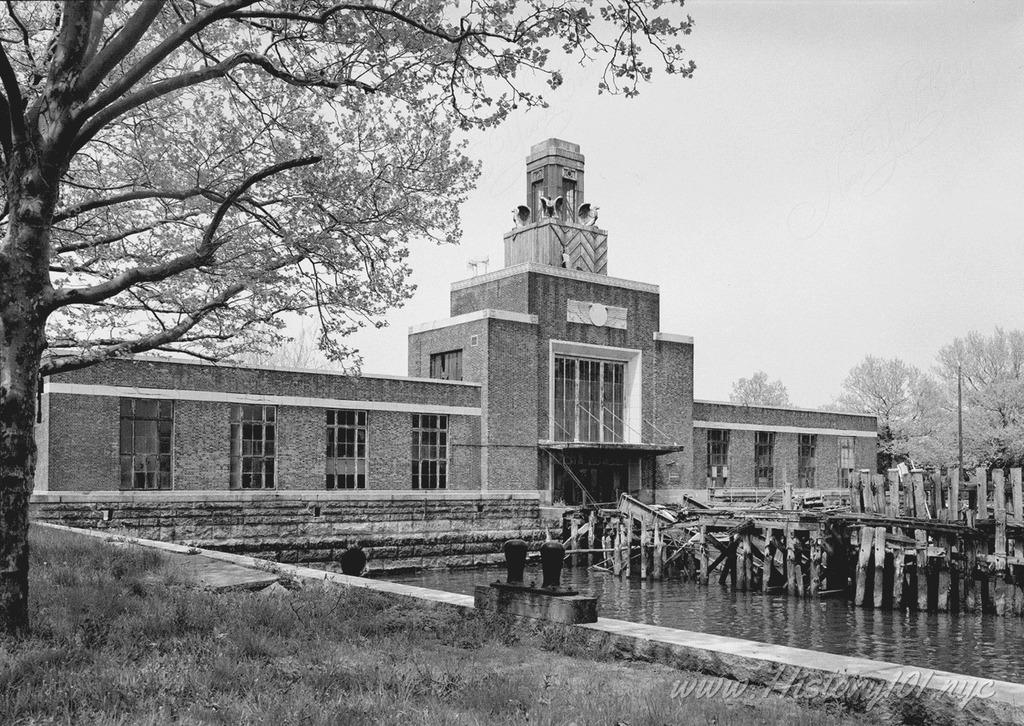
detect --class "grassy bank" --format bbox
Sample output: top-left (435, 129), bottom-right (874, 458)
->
top-left (0, 526), bottom-right (880, 725)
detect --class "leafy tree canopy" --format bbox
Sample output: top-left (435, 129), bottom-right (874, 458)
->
top-left (0, 0), bottom-right (696, 375)
top-left (728, 371), bottom-right (790, 407)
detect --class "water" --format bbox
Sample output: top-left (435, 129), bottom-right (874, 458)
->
top-left (383, 565), bottom-right (1024, 683)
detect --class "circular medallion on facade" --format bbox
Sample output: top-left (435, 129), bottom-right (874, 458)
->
top-left (589, 303), bottom-right (609, 327)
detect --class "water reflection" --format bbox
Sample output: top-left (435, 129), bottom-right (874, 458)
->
top-left (384, 565), bottom-right (1024, 683)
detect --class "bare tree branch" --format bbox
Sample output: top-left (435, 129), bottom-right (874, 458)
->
top-left (45, 154), bottom-right (320, 310)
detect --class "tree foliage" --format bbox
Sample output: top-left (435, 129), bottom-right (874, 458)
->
top-left (0, 0), bottom-right (696, 632)
top-left (936, 328), bottom-right (1024, 469)
top-left (832, 355), bottom-right (946, 470)
top-left (728, 371), bottom-right (790, 407)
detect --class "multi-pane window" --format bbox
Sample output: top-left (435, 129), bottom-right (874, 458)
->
top-left (706, 429), bottom-right (730, 485)
top-left (553, 356), bottom-right (625, 443)
top-left (838, 436), bottom-right (856, 487)
top-left (429, 350), bottom-right (463, 381)
top-left (326, 410), bottom-right (367, 489)
top-left (119, 398), bottom-right (173, 490)
top-left (230, 404), bottom-right (275, 489)
top-left (754, 431), bottom-right (775, 488)
top-left (412, 414), bottom-right (448, 489)
top-left (798, 434), bottom-right (817, 487)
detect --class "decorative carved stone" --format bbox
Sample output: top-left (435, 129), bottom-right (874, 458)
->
top-left (567, 299), bottom-right (627, 329)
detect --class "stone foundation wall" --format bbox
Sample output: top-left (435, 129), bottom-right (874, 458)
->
top-left (30, 491), bottom-right (544, 571)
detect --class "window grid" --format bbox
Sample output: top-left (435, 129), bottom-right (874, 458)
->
top-left (230, 404), bottom-right (276, 489)
top-left (412, 414), bottom-right (448, 489)
top-left (798, 433), bottom-right (817, 488)
top-left (429, 350), bottom-right (463, 381)
top-left (706, 429), bottom-right (729, 485)
top-left (553, 355), bottom-right (626, 444)
top-left (838, 436), bottom-right (856, 487)
top-left (326, 410), bottom-right (367, 489)
top-left (754, 431), bottom-right (775, 488)
top-left (119, 398), bottom-right (173, 490)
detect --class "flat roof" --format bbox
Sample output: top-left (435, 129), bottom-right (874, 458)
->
top-left (84, 354), bottom-right (482, 387)
top-left (451, 262), bottom-right (659, 295)
top-left (694, 398), bottom-right (874, 418)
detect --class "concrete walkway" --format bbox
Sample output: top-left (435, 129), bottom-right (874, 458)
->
top-left (173, 553), bottom-right (279, 592)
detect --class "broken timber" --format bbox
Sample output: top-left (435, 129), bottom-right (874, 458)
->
top-left (559, 469), bottom-right (1024, 618)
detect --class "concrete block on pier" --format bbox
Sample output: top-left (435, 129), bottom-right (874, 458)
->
top-left (474, 585), bottom-right (597, 624)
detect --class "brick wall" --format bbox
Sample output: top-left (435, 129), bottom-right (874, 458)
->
top-left (44, 359), bottom-right (482, 492)
top-left (48, 393), bottom-right (119, 491)
top-left (650, 339), bottom-right (694, 503)
top-left (693, 401), bottom-right (876, 432)
top-left (54, 358), bottom-right (480, 408)
top-left (30, 491), bottom-right (544, 571)
top-left (690, 428), bottom-right (877, 489)
top-left (483, 317), bottom-right (541, 490)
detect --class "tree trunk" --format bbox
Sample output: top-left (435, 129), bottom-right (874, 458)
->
top-left (0, 318), bottom-right (42, 633)
top-left (1, 150), bottom-right (60, 634)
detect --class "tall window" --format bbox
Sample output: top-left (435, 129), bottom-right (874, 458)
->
top-left (412, 414), bottom-right (447, 489)
top-left (798, 434), bottom-right (817, 487)
top-left (553, 356), bottom-right (625, 443)
top-left (429, 350), bottom-right (463, 381)
top-left (326, 410), bottom-right (367, 489)
top-left (230, 404), bottom-right (275, 489)
top-left (119, 398), bottom-right (173, 490)
top-left (706, 429), bottom-right (729, 486)
top-left (754, 431), bottom-right (775, 488)
top-left (838, 436), bottom-right (856, 487)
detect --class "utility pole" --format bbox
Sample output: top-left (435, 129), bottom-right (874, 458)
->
top-left (958, 364), bottom-right (964, 481)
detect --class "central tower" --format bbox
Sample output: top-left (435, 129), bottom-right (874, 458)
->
top-left (504, 138), bottom-right (609, 274)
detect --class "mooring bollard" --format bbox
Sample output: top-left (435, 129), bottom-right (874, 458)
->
top-left (503, 538), bottom-right (527, 584)
top-left (540, 540), bottom-right (565, 589)
top-left (475, 538), bottom-right (597, 624)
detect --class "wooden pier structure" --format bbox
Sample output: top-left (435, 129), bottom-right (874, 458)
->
top-left (561, 468), bottom-right (1024, 617)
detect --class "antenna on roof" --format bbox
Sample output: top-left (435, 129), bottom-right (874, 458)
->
top-left (467, 257), bottom-right (489, 276)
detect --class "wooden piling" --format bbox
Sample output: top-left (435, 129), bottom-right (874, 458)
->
top-left (570, 517), bottom-right (580, 568)
top-left (892, 545), bottom-right (905, 611)
top-left (872, 474), bottom-right (887, 515)
top-left (965, 539), bottom-right (977, 613)
top-left (809, 531), bottom-right (822, 597)
top-left (855, 526), bottom-right (873, 607)
top-left (887, 469), bottom-right (900, 516)
top-left (624, 518), bottom-right (632, 578)
top-left (588, 509), bottom-right (598, 566)
top-left (652, 522), bottom-right (663, 580)
top-left (639, 519), bottom-right (648, 580)
top-left (612, 521), bottom-right (622, 576)
top-left (736, 535), bottom-right (748, 590)
top-left (698, 525), bottom-right (708, 585)
top-left (937, 539), bottom-right (951, 612)
top-left (873, 525), bottom-right (886, 609)
top-left (977, 466), bottom-right (989, 520)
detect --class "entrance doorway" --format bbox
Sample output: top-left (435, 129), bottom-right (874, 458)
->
top-left (551, 452), bottom-right (638, 506)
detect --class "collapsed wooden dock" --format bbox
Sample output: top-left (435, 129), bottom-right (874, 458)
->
top-left (561, 468), bottom-right (1024, 617)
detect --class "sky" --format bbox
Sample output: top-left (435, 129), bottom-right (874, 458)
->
top-left (341, 0), bottom-right (1024, 408)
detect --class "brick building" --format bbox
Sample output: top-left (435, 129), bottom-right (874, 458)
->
top-left (33, 139), bottom-right (877, 514)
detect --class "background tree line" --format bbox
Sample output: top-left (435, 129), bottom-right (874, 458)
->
top-left (732, 328), bottom-right (1024, 472)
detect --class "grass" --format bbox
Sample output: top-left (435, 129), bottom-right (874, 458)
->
top-left (0, 526), bottom-right (881, 725)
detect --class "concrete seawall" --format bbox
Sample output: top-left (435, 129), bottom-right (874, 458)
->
top-left (35, 521), bottom-right (1024, 725)
top-left (30, 490), bottom-right (545, 571)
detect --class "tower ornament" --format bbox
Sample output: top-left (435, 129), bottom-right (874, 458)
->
top-left (577, 203), bottom-right (599, 226)
top-left (539, 195), bottom-right (564, 219)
